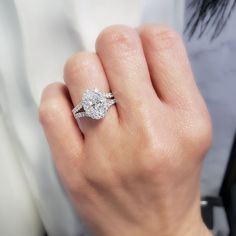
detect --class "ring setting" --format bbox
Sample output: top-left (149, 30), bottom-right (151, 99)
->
top-left (72, 89), bottom-right (116, 120)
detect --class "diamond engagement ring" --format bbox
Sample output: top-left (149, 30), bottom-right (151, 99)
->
top-left (72, 89), bottom-right (116, 120)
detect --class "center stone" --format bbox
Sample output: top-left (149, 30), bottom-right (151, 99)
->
top-left (82, 90), bottom-right (108, 119)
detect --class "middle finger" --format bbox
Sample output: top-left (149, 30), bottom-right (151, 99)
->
top-left (96, 25), bottom-right (159, 122)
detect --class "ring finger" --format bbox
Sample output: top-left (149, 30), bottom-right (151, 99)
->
top-left (64, 52), bottom-right (119, 135)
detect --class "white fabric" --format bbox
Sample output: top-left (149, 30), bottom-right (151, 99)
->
top-left (0, 115), bottom-right (43, 236)
top-left (0, 0), bottom-right (185, 235)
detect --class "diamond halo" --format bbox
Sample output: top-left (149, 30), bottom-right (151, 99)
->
top-left (72, 89), bottom-right (116, 120)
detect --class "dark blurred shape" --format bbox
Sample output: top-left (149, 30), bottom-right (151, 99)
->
top-left (201, 196), bottom-right (223, 229)
top-left (185, 0), bottom-right (236, 39)
top-left (229, 184), bottom-right (236, 236)
top-left (220, 132), bottom-right (236, 236)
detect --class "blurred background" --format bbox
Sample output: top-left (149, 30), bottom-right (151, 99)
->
top-left (0, 0), bottom-right (235, 235)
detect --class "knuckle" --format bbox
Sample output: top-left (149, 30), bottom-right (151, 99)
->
top-left (64, 52), bottom-right (96, 83)
top-left (135, 131), bottom-right (168, 176)
top-left (59, 165), bottom-right (88, 200)
top-left (140, 24), bottom-right (182, 51)
top-left (142, 142), bottom-right (168, 173)
top-left (197, 117), bottom-right (212, 146)
top-left (96, 25), bottom-right (138, 51)
top-left (67, 179), bottom-right (90, 201)
top-left (182, 115), bottom-right (212, 151)
top-left (85, 170), bottom-right (121, 191)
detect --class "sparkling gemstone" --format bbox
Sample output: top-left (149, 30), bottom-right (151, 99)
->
top-left (82, 89), bottom-right (108, 119)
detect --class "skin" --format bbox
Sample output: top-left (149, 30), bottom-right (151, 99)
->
top-left (39, 25), bottom-right (213, 236)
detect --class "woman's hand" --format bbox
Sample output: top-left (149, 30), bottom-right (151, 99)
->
top-left (39, 25), bottom-right (212, 236)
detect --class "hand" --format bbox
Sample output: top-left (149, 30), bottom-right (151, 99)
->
top-left (39, 25), bottom-right (212, 236)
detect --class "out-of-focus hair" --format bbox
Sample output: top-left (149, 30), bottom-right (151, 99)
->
top-left (186, 0), bottom-right (236, 39)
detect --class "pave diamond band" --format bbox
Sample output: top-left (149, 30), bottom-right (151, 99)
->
top-left (72, 89), bottom-right (116, 120)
